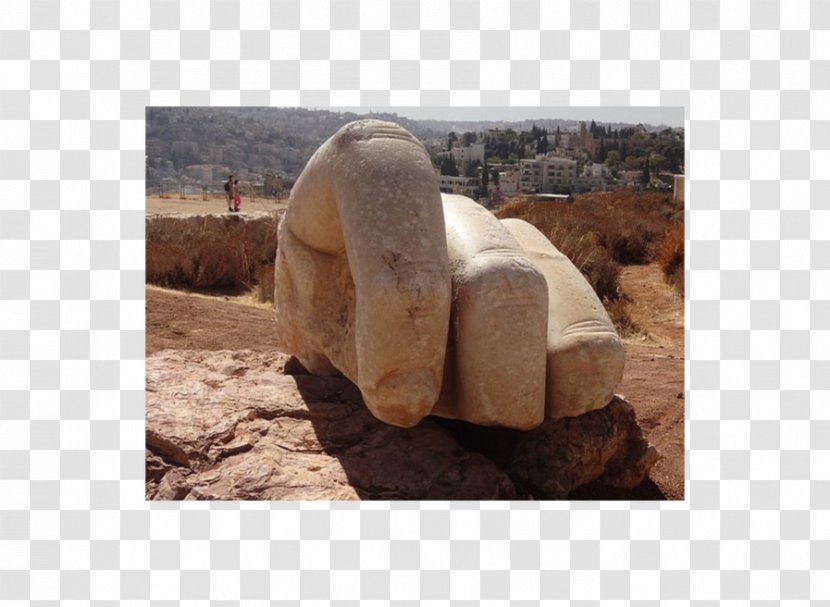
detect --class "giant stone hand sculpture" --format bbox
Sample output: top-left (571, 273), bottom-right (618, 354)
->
top-left (274, 120), bottom-right (624, 429)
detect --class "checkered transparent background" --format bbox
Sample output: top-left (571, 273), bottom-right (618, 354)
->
top-left (1, 0), bottom-right (828, 602)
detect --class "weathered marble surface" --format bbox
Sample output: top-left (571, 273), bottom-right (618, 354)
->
top-left (274, 119), bottom-right (625, 429)
top-left (501, 218), bottom-right (625, 418)
top-left (274, 120), bottom-right (452, 428)
top-left (431, 194), bottom-right (548, 429)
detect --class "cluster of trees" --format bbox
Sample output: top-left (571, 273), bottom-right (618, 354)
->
top-left (440, 129), bottom-right (540, 166)
top-left (587, 119), bottom-right (632, 140)
top-left (588, 120), bottom-right (684, 175)
top-left (595, 134), bottom-right (684, 175)
top-left (436, 121), bottom-right (683, 177)
top-left (439, 155), bottom-right (460, 177)
top-left (530, 125), bottom-right (549, 155)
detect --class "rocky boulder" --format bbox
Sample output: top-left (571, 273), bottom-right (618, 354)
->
top-left (146, 350), bottom-right (659, 500)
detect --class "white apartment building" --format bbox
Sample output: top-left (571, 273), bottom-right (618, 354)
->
top-left (437, 174), bottom-right (480, 198)
top-left (519, 156), bottom-right (577, 192)
top-left (618, 170), bottom-right (644, 187)
top-left (545, 157), bottom-right (578, 187)
top-left (587, 162), bottom-right (610, 177)
top-left (498, 167), bottom-right (520, 194)
top-left (451, 143), bottom-right (486, 168)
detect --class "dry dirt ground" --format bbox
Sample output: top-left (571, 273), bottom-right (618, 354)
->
top-left (614, 264), bottom-right (685, 500)
top-left (146, 262), bottom-right (685, 500)
top-left (146, 195), bottom-right (287, 215)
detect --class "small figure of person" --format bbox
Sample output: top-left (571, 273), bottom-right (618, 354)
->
top-left (232, 179), bottom-right (242, 212)
top-left (224, 174), bottom-right (234, 212)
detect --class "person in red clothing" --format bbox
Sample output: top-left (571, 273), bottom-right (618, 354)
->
top-left (232, 179), bottom-right (242, 212)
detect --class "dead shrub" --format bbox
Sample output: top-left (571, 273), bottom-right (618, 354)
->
top-left (145, 214), bottom-right (279, 294)
top-left (497, 190), bottom-right (678, 266)
top-left (584, 254), bottom-right (622, 304)
top-left (497, 190), bottom-right (676, 266)
top-left (145, 242), bottom-right (196, 286)
top-left (604, 296), bottom-right (642, 338)
top-left (496, 189), bottom-right (681, 323)
top-left (546, 226), bottom-right (621, 303)
top-left (656, 223), bottom-right (685, 294)
top-left (596, 226), bottom-right (653, 265)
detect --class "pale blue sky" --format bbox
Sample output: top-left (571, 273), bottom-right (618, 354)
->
top-left (323, 106), bottom-right (685, 128)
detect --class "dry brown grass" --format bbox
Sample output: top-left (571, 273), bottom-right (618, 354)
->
top-left (495, 189), bottom-right (681, 334)
top-left (603, 296), bottom-right (643, 338)
top-left (544, 224), bottom-right (621, 303)
top-left (146, 214), bottom-right (279, 294)
top-left (497, 190), bottom-right (677, 265)
top-left (655, 223), bottom-right (685, 295)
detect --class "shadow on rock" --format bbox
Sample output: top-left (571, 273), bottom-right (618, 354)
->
top-left (288, 362), bottom-right (518, 500)
top-left (433, 396), bottom-right (662, 500)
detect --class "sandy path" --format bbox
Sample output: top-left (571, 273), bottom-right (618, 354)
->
top-left (615, 263), bottom-right (685, 500)
top-left (146, 196), bottom-right (288, 216)
top-left (146, 286), bottom-right (280, 355)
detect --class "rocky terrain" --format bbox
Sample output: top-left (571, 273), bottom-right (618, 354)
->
top-left (146, 347), bottom-right (658, 500)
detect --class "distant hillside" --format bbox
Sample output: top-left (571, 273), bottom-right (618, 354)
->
top-left (145, 107), bottom-right (681, 190)
top-left (145, 107), bottom-right (444, 186)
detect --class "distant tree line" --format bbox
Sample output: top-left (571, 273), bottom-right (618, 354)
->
top-left (436, 121), bottom-right (684, 176)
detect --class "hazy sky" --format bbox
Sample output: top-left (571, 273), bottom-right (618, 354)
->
top-left (321, 106), bottom-right (685, 128)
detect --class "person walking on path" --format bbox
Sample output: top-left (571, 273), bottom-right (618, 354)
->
top-left (224, 174), bottom-right (234, 212)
